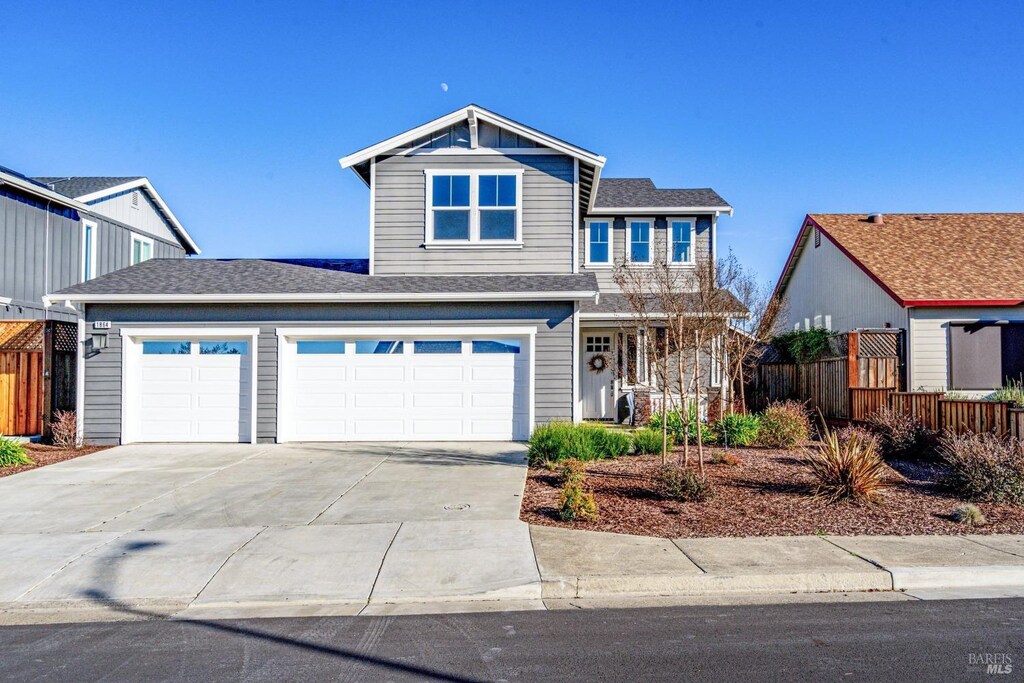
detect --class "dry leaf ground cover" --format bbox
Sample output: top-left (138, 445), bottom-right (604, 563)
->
top-left (0, 443), bottom-right (109, 478)
top-left (521, 446), bottom-right (1024, 537)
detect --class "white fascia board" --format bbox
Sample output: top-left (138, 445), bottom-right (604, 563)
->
top-left (276, 324), bottom-right (537, 338)
top-left (339, 105), bottom-right (606, 170)
top-left (0, 171), bottom-right (90, 211)
top-left (588, 206), bottom-right (734, 215)
top-left (119, 326), bottom-right (260, 338)
top-left (47, 290), bottom-right (600, 305)
top-left (76, 178), bottom-right (202, 255)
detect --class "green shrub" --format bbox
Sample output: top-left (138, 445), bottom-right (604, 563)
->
top-left (939, 432), bottom-right (1024, 504)
top-left (756, 401), bottom-right (811, 448)
top-left (772, 328), bottom-right (833, 363)
top-left (804, 427), bottom-right (891, 504)
top-left (867, 407), bottom-right (933, 460)
top-left (527, 421), bottom-right (631, 466)
top-left (632, 428), bottom-right (672, 455)
top-left (712, 413), bottom-right (761, 447)
top-left (657, 464), bottom-right (715, 502)
top-left (648, 403), bottom-right (715, 445)
top-left (991, 378), bottom-right (1024, 408)
top-left (559, 483), bottom-right (598, 522)
top-left (560, 459), bottom-right (587, 487)
top-left (0, 436), bottom-right (33, 467)
top-left (950, 503), bottom-right (986, 526)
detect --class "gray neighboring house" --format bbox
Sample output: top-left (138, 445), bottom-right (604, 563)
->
top-left (51, 105), bottom-right (732, 445)
top-left (1, 167), bottom-right (200, 322)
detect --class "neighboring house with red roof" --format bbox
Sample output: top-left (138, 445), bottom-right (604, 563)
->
top-left (774, 213), bottom-right (1024, 395)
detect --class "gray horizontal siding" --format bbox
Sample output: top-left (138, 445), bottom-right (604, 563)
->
top-left (83, 301), bottom-right (574, 445)
top-left (373, 153), bottom-right (574, 275)
top-left (578, 215), bottom-right (713, 292)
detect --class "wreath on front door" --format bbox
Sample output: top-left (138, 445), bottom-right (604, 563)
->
top-left (587, 353), bottom-right (608, 373)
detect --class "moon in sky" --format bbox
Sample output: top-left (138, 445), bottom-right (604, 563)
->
top-left (440, 82), bottom-right (449, 92)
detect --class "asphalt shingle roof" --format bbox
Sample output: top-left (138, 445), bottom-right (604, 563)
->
top-left (807, 213), bottom-right (1024, 304)
top-left (581, 291), bottom-right (746, 316)
top-left (593, 178), bottom-right (730, 210)
top-left (54, 258), bottom-right (598, 298)
top-left (34, 177), bottom-right (142, 199)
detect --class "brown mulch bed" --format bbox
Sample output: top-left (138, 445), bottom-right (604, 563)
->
top-left (0, 443), bottom-right (110, 478)
top-left (521, 446), bottom-right (1024, 538)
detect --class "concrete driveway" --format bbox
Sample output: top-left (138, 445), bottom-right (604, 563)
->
top-left (0, 442), bottom-right (540, 620)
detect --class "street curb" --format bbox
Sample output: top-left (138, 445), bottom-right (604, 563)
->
top-left (888, 565), bottom-right (1024, 591)
top-left (541, 570), bottom-right (893, 599)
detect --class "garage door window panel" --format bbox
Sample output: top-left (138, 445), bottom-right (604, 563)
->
top-left (414, 340), bottom-right (463, 354)
top-left (199, 341), bottom-right (248, 355)
top-left (355, 340), bottom-right (404, 355)
top-left (472, 340), bottom-right (521, 354)
top-left (297, 340), bottom-right (346, 354)
top-left (143, 341), bottom-right (192, 355)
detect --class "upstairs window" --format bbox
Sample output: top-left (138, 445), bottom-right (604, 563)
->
top-left (668, 218), bottom-right (695, 264)
top-left (430, 175), bottom-right (471, 240)
top-left (586, 219), bottom-right (611, 265)
top-left (82, 220), bottom-right (97, 281)
top-left (131, 234), bottom-right (153, 265)
top-left (627, 219), bottom-right (651, 263)
top-left (425, 169), bottom-right (522, 246)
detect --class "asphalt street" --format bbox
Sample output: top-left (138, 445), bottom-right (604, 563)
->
top-left (1, 598), bottom-right (1022, 682)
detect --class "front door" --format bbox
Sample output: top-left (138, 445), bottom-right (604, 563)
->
top-left (581, 332), bottom-right (615, 420)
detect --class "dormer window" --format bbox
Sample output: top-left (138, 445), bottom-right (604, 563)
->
top-left (627, 219), bottom-right (652, 264)
top-left (424, 169), bottom-right (523, 248)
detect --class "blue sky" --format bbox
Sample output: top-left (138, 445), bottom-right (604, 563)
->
top-left (3, 1), bottom-right (1022, 286)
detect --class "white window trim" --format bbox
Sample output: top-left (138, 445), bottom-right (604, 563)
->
top-left (423, 168), bottom-right (524, 248)
top-left (625, 217), bottom-right (653, 265)
top-left (666, 216), bottom-right (697, 266)
top-left (584, 217), bottom-right (614, 268)
top-left (81, 219), bottom-right (98, 281)
top-left (130, 233), bottom-right (154, 266)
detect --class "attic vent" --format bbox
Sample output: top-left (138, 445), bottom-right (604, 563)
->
top-left (914, 215), bottom-right (937, 221)
top-left (814, 227), bottom-right (821, 248)
top-left (867, 213), bottom-right (884, 224)
top-left (131, 190), bottom-right (139, 209)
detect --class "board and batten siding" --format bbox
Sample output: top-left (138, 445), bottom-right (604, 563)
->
top-left (908, 306), bottom-right (1024, 393)
top-left (782, 231), bottom-right (907, 333)
top-left (82, 301), bottom-right (574, 445)
top-left (578, 216), bottom-right (712, 293)
top-left (372, 153), bottom-right (574, 275)
top-left (88, 190), bottom-right (179, 243)
top-left (1, 192), bottom-right (186, 321)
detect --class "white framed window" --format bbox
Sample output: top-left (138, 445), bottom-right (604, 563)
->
top-left (585, 336), bottom-right (611, 353)
top-left (81, 220), bottom-right (98, 281)
top-left (131, 233), bottom-right (154, 265)
top-left (667, 217), bottom-right (696, 265)
top-left (585, 218), bottom-right (613, 267)
top-left (626, 218), bottom-right (652, 264)
top-left (424, 169), bottom-right (523, 248)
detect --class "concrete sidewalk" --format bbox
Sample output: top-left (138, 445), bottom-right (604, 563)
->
top-left (530, 527), bottom-right (1024, 605)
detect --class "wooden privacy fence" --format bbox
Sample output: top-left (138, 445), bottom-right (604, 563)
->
top-left (0, 351), bottom-right (43, 435)
top-left (852, 389), bottom-right (1024, 439)
top-left (749, 330), bottom-right (902, 420)
top-left (0, 321), bottom-right (77, 437)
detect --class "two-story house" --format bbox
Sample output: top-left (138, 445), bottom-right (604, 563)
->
top-left (51, 105), bottom-right (731, 445)
top-left (1, 166), bottom-right (200, 322)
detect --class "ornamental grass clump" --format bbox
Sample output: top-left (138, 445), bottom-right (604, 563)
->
top-left (950, 503), bottom-right (986, 527)
top-left (0, 435), bottom-right (33, 467)
top-left (632, 427), bottom-right (672, 455)
top-left (991, 378), bottom-right (1024, 408)
top-left (712, 413), bottom-right (761, 447)
top-left (804, 427), bottom-right (893, 504)
top-left (939, 432), bottom-right (1024, 504)
top-left (756, 401), bottom-right (811, 448)
top-left (527, 422), bottom-right (632, 466)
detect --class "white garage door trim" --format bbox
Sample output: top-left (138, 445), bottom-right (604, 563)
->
top-left (120, 327), bottom-right (259, 444)
top-left (275, 325), bottom-right (536, 442)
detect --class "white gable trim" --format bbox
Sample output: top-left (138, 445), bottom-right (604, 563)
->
top-left (76, 178), bottom-right (201, 255)
top-left (339, 105), bottom-right (606, 170)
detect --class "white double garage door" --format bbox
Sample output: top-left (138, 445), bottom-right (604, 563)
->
top-left (122, 327), bottom-right (533, 443)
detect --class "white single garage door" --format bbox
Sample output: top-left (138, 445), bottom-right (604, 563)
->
top-left (279, 332), bottom-right (531, 441)
top-left (126, 337), bottom-right (253, 443)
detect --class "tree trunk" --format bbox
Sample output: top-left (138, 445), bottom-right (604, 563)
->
top-left (661, 343), bottom-right (669, 465)
top-left (694, 332), bottom-right (705, 477)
